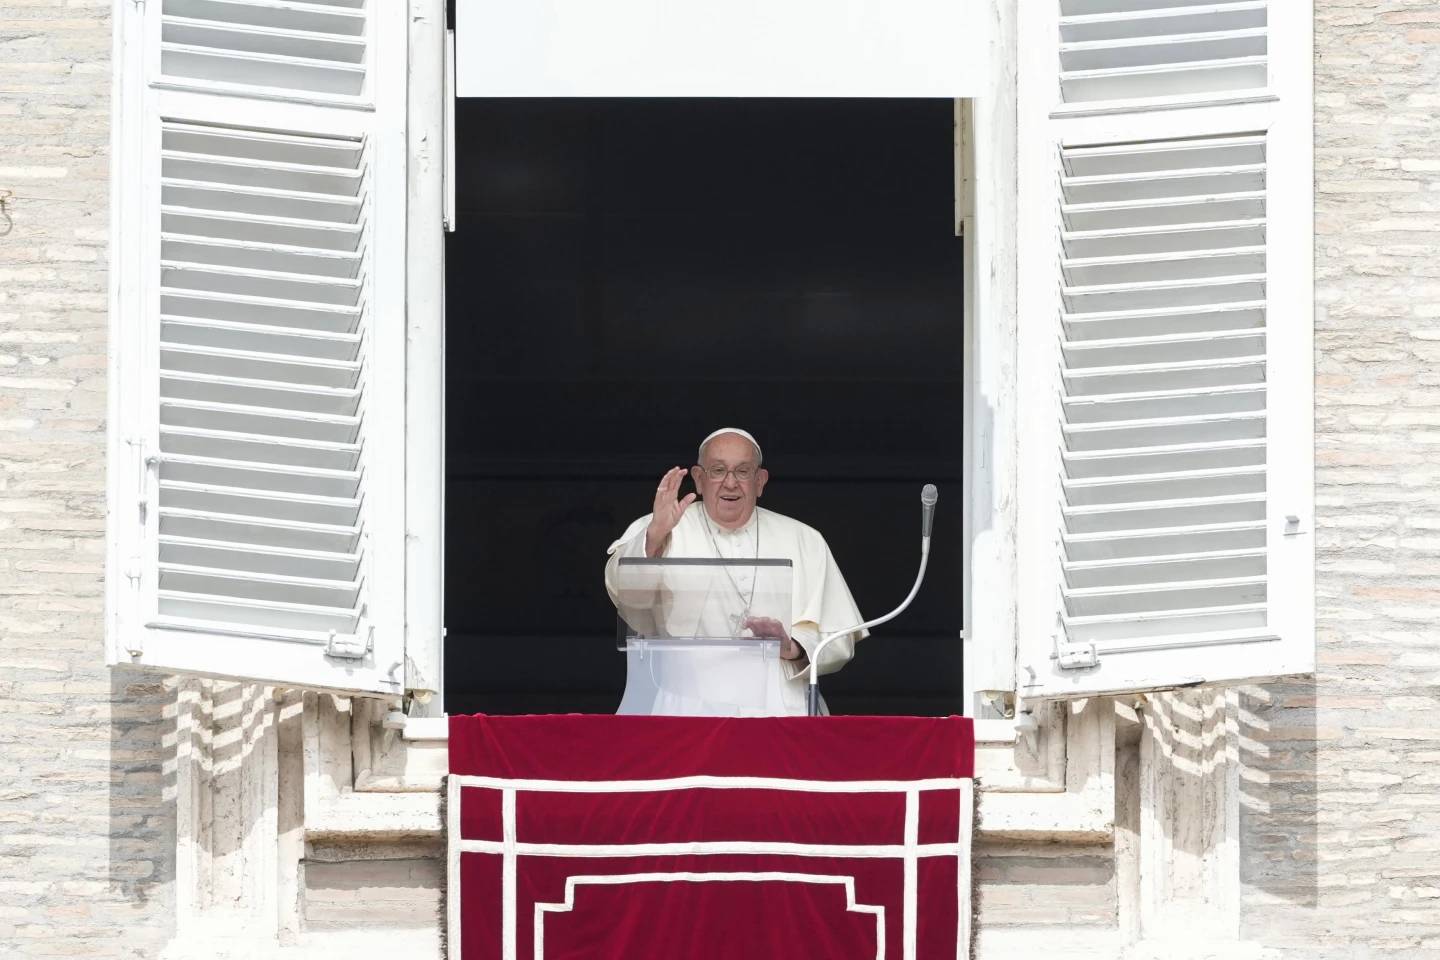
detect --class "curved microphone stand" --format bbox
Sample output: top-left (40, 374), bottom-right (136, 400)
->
top-left (803, 485), bottom-right (937, 717)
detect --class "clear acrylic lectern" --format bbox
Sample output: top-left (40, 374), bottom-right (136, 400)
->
top-left (613, 557), bottom-right (795, 717)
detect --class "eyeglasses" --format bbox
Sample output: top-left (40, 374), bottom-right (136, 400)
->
top-left (701, 464), bottom-right (757, 483)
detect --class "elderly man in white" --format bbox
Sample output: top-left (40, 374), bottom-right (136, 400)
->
top-left (605, 427), bottom-right (866, 716)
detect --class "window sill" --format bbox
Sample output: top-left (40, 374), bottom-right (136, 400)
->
top-left (408, 716), bottom-right (1019, 742)
top-left (401, 715), bottom-right (450, 741)
top-left (406, 715), bottom-right (1012, 742)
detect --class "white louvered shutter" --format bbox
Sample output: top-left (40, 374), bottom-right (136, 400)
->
top-left (1015, 0), bottom-right (1313, 699)
top-left (107, 0), bottom-right (407, 694)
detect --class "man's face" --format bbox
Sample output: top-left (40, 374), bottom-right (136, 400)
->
top-left (691, 434), bottom-right (769, 530)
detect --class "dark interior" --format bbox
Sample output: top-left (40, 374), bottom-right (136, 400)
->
top-left (443, 98), bottom-right (964, 715)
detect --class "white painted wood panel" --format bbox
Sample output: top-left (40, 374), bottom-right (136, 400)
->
top-left (1015, 0), bottom-right (1313, 700)
top-left (455, 0), bottom-right (988, 97)
top-left (108, 0), bottom-right (409, 694)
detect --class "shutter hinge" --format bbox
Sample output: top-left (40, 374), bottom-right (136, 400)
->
top-left (121, 592), bottom-right (144, 657)
top-left (326, 624), bottom-right (374, 660)
top-left (1051, 607), bottom-right (1098, 670)
top-left (120, 559), bottom-right (144, 657)
top-left (122, 436), bottom-right (153, 659)
top-left (128, 438), bottom-right (162, 517)
top-left (1055, 640), bottom-right (1099, 670)
top-left (140, 454), bottom-right (160, 516)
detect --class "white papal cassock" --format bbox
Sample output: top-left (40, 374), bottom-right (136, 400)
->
top-left (605, 502), bottom-right (866, 716)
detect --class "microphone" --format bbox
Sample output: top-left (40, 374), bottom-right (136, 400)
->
top-left (921, 483), bottom-right (938, 539)
top-left (805, 483), bottom-right (939, 716)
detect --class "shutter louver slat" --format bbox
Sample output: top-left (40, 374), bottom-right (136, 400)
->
top-left (1062, 195), bottom-right (1265, 230)
top-left (161, 428), bottom-right (361, 471)
top-left (1061, 32), bottom-right (1266, 72)
top-left (164, 19), bottom-right (365, 64)
top-left (1063, 248), bottom-right (1266, 285)
top-left (160, 317), bottom-right (363, 360)
top-left (1062, 221), bottom-right (1266, 258)
top-left (160, 510), bottom-right (360, 554)
top-left (162, 183), bottom-right (362, 222)
top-left (160, 564), bottom-right (362, 604)
top-left (1064, 359), bottom-right (1265, 396)
top-left (1063, 439), bottom-right (1265, 478)
top-left (1067, 393), bottom-right (1265, 426)
top-left (159, 344), bottom-right (361, 388)
top-left (160, 291), bottom-right (361, 330)
top-left (160, 372), bottom-right (361, 413)
top-left (159, 536), bottom-right (360, 578)
top-left (160, 453), bottom-right (361, 497)
top-left (1062, 0), bottom-right (1253, 15)
top-left (1063, 302), bottom-right (1266, 341)
top-left (164, 149), bottom-right (365, 193)
top-left (161, 264), bottom-right (363, 305)
top-left (1063, 493), bottom-right (1266, 534)
top-left (154, 119), bottom-right (374, 640)
top-left (1058, 0), bottom-right (1268, 106)
top-left (1061, 276), bottom-right (1267, 313)
top-left (1065, 548), bottom-right (1266, 587)
top-left (162, 214), bottom-right (363, 253)
top-left (1063, 465), bottom-right (1266, 504)
top-left (1063, 330), bottom-right (1264, 366)
top-left (1065, 613), bottom-right (1269, 646)
top-left (161, 124), bottom-right (366, 165)
top-left (159, 403), bottom-right (361, 444)
top-left (159, 593), bottom-right (361, 633)
top-left (1064, 576), bottom-right (1266, 617)
top-left (161, 236), bottom-right (362, 278)
top-left (1062, 520), bottom-right (1267, 561)
top-left (167, 0), bottom-right (365, 33)
top-left (161, 45), bottom-right (366, 98)
top-left (1061, 135), bottom-right (1264, 172)
top-left (1060, 2), bottom-right (1266, 41)
top-left (1063, 411), bottom-right (1266, 450)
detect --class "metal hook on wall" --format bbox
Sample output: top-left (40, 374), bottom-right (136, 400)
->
top-left (0, 190), bottom-right (13, 237)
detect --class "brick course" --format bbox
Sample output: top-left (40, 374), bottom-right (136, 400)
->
top-left (1238, 2), bottom-right (1440, 957)
top-left (0, 4), bottom-right (175, 957)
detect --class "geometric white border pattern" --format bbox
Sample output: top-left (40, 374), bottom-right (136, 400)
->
top-left (447, 774), bottom-right (974, 960)
top-left (534, 873), bottom-right (886, 960)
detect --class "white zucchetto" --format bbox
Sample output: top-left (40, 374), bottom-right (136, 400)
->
top-left (698, 427), bottom-right (762, 464)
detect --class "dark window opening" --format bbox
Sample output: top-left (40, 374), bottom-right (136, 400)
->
top-left (444, 98), bottom-right (964, 715)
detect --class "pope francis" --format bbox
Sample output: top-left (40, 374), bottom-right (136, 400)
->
top-left (605, 427), bottom-right (866, 716)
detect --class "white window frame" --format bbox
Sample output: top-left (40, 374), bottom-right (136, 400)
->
top-left (960, 0), bottom-right (1021, 719)
top-left (105, 0), bottom-right (1312, 714)
top-left (403, 0), bottom-right (449, 707)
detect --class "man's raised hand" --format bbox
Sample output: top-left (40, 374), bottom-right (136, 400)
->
top-left (645, 467), bottom-right (696, 557)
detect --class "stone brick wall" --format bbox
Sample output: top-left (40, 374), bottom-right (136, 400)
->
top-left (1238, 1), bottom-right (1440, 956)
top-left (302, 854), bottom-right (444, 931)
top-left (0, 4), bottom-right (177, 956)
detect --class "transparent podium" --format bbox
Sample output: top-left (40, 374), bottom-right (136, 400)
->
top-left (613, 557), bottom-right (800, 717)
